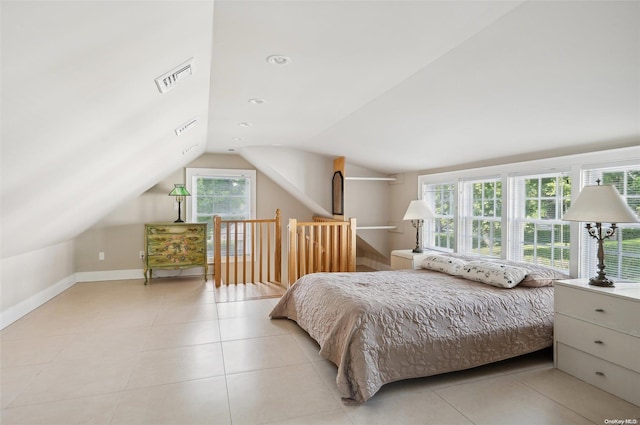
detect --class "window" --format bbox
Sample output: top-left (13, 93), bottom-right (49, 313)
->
top-left (423, 183), bottom-right (455, 251)
top-left (461, 178), bottom-right (502, 257)
top-left (582, 166), bottom-right (640, 282)
top-left (186, 168), bottom-right (256, 259)
top-left (510, 172), bottom-right (571, 271)
top-left (418, 148), bottom-right (638, 280)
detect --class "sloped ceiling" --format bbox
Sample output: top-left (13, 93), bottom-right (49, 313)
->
top-left (2, 0), bottom-right (639, 259)
top-left (209, 0), bottom-right (639, 172)
top-left (1, 1), bottom-right (214, 258)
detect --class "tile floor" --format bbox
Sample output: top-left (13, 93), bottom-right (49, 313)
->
top-left (1, 277), bottom-right (639, 425)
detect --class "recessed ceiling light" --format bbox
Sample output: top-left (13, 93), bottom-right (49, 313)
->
top-left (248, 98), bottom-right (266, 104)
top-left (266, 55), bottom-right (291, 66)
top-left (238, 122), bottom-right (253, 127)
top-left (232, 137), bottom-right (243, 142)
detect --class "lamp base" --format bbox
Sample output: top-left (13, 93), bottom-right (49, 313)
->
top-left (412, 247), bottom-right (423, 253)
top-left (589, 276), bottom-right (614, 287)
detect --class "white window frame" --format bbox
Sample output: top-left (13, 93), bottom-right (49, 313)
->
top-left (460, 177), bottom-right (503, 258)
top-left (509, 171), bottom-right (571, 271)
top-left (185, 168), bottom-right (257, 260)
top-left (417, 146), bottom-right (639, 280)
top-left (423, 182), bottom-right (456, 252)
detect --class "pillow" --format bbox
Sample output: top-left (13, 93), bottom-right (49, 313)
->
top-left (420, 254), bottom-right (466, 276)
top-left (482, 259), bottom-right (569, 287)
top-left (462, 261), bottom-right (528, 288)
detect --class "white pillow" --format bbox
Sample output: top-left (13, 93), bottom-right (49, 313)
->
top-left (420, 254), bottom-right (466, 276)
top-left (462, 261), bottom-right (528, 288)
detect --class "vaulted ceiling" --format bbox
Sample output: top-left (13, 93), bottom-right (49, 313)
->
top-left (2, 0), bottom-right (638, 258)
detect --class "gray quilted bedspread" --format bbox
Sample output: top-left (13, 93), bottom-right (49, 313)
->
top-left (270, 269), bottom-right (554, 403)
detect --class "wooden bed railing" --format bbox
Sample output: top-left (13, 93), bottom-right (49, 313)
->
top-left (213, 209), bottom-right (281, 287)
top-left (288, 216), bottom-right (357, 284)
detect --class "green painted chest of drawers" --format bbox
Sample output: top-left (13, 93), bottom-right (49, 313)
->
top-left (144, 223), bottom-right (208, 284)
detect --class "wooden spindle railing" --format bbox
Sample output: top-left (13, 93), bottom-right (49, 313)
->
top-left (288, 217), bottom-right (356, 284)
top-left (213, 209), bottom-right (281, 288)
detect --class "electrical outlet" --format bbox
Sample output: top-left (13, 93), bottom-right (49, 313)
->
top-left (139, 251), bottom-right (145, 259)
top-left (99, 252), bottom-right (105, 261)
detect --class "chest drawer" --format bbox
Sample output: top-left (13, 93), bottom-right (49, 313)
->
top-left (555, 314), bottom-right (640, 372)
top-left (144, 223), bottom-right (207, 273)
top-left (557, 343), bottom-right (640, 407)
top-left (555, 284), bottom-right (639, 336)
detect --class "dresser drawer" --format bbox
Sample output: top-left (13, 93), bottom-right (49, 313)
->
top-left (557, 343), bottom-right (640, 406)
top-left (555, 314), bottom-right (640, 373)
top-left (144, 223), bottom-right (208, 284)
top-left (555, 284), bottom-right (639, 336)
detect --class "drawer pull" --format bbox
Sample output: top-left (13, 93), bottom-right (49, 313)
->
top-left (594, 308), bottom-right (605, 313)
top-left (594, 340), bottom-right (604, 344)
top-left (595, 371), bottom-right (605, 377)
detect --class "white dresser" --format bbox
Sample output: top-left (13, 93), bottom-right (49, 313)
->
top-left (390, 250), bottom-right (428, 270)
top-left (554, 279), bottom-right (640, 406)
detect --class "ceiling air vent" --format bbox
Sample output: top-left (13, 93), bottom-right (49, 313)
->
top-left (155, 58), bottom-right (194, 94)
top-left (175, 117), bottom-right (198, 136)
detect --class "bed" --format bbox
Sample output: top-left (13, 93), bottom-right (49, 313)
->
top-left (270, 253), bottom-right (565, 404)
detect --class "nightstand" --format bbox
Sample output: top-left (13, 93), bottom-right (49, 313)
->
top-left (554, 279), bottom-right (640, 406)
top-left (390, 250), bottom-right (428, 270)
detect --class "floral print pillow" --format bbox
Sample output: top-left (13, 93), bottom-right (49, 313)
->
top-left (420, 254), bottom-right (466, 276)
top-left (462, 261), bottom-right (528, 288)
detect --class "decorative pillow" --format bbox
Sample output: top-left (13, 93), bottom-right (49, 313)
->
top-left (482, 259), bottom-right (569, 287)
top-left (420, 254), bottom-right (466, 276)
top-left (462, 261), bottom-right (528, 288)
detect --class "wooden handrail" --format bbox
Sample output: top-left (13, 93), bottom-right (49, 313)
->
top-left (213, 209), bottom-right (281, 287)
top-left (288, 217), bottom-right (356, 284)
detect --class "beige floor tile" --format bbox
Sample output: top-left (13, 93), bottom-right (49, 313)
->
top-left (8, 356), bottom-right (135, 407)
top-left (218, 315), bottom-right (296, 341)
top-left (344, 385), bottom-right (473, 425)
top-left (0, 393), bottom-right (120, 425)
top-left (144, 320), bottom-right (221, 350)
top-left (0, 309), bottom-right (99, 340)
top-left (214, 282), bottom-right (285, 303)
top-left (514, 367), bottom-right (640, 424)
top-left (216, 299), bottom-right (278, 319)
top-left (91, 307), bottom-right (158, 331)
top-left (311, 360), bottom-right (343, 402)
top-left (435, 375), bottom-right (595, 425)
top-left (55, 327), bottom-right (149, 362)
top-left (0, 334), bottom-right (71, 368)
top-left (227, 363), bottom-right (341, 424)
top-left (0, 364), bottom-right (47, 409)
top-left (153, 302), bottom-right (217, 325)
top-left (111, 377), bottom-right (231, 425)
top-left (266, 409), bottom-right (354, 425)
top-left (222, 334), bottom-right (310, 374)
top-left (290, 327), bottom-right (325, 362)
top-left (127, 343), bottom-right (225, 389)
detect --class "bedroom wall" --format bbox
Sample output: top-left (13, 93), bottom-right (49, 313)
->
top-left (388, 171), bottom-right (421, 253)
top-left (1, 241), bottom-right (76, 328)
top-left (75, 153), bottom-right (315, 279)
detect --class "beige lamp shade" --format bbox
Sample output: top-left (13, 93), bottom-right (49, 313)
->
top-left (563, 184), bottom-right (639, 223)
top-left (403, 199), bottom-right (435, 220)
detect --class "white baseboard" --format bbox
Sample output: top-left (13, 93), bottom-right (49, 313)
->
top-left (0, 274), bottom-right (76, 330)
top-left (75, 269), bottom-right (145, 282)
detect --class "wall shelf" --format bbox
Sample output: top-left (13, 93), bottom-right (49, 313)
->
top-left (357, 225), bottom-right (397, 230)
top-left (345, 176), bottom-right (396, 181)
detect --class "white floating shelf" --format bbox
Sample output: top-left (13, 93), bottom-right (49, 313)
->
top-left (356, 225), bottom-right (397, 230)
top-left (345, 177), bottom-right (397, 181)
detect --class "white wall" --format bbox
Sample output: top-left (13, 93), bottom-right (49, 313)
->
top-left (1, 1), bottom-right (214, 258)
top-left (1, 241), bottom-right (76, 329)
